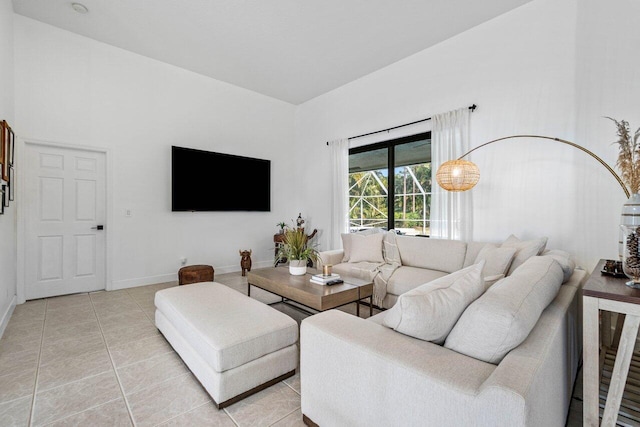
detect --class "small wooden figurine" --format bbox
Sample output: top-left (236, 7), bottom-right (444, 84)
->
top-left (239, 249), bottom-right (252, 276)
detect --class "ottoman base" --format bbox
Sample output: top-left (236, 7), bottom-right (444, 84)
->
top-left (218, 370), bottom-right (295, 409)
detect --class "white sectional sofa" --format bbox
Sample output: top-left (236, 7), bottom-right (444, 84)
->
top-left (318, 230), bottom-right (546, 308)
top-left (304, 233), bottom-right (585, 426)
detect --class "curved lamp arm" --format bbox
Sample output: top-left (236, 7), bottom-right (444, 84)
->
top-left (435, 134), bottom-right (630, 198)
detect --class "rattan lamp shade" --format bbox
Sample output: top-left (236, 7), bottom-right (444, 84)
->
top-left (435, 160), bottom-right (480, 192)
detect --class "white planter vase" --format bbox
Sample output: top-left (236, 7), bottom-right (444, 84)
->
top-left (289, 259), bottom-right (307, 275)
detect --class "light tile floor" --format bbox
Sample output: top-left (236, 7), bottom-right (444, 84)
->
top-left (0, 271), bottom-right (379, 426)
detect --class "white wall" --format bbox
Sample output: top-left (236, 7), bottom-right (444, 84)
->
top-left (295, 0), bottom-right (640, 271)
top-left (574, 0), bottom-right (640, 266)
top-left (14, 16), bottom-right (297, 291)
top-left (0, 0), bottom-right (15, 331)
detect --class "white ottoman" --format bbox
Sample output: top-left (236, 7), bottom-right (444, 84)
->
top-left (155, 282), bottom-right (298, 408)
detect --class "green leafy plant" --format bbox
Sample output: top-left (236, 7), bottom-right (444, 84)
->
top-left (276, 221), bottom-right (287, 231)
top-left (276, 228), bottom-right (319, 263)
top-left (609, 117), bottom-right (640, 194)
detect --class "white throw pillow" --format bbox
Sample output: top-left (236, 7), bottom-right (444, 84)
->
top-left (382, 261), bottom-right (485, 344)
top-left (341, 233), bottom-right (352, 262)
top-left (444, 256), bottom-right (563, 364)
top-left (395, 235), bottom-right (468, 273)
top-left (474, 244), bottom-right (517, 278)
top-left (341, 228), bottom-right (384, 262)
top-left (541, 249), bottom-right (576, 283)
top-left (501, 234), bottom-right (548, 275)
top-left (483, 274), bottom-right (504, 290)
top-left (349, 233), bottom-right (385, 263)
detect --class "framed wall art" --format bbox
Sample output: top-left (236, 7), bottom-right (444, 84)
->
top-left (9, 166), bottom-right (14, 201)
top-left (1, 121), bottom-right (11, 182)
top-left (0, 121), bottom-right (5, 183)
top-left (0, 120), bottom-right (15, 208)
top-left (1, 184), bottom-right (5, 214)
top-left (8, 125), bottom-right (14, 167)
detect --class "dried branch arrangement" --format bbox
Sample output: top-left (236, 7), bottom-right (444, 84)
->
top-left (609, 117), bottom-right (640, 195)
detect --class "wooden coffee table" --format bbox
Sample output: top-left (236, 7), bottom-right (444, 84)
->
top-left (247, 267), bottom-right (373, 317)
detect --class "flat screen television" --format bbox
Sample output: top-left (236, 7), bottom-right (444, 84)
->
top-left (172, 146), bottom-right (271, 212)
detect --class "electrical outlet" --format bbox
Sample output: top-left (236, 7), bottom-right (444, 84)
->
top-left (125, 209), bottom-right (132, 217)
top-left (180, 257), bottom-right (187, 266)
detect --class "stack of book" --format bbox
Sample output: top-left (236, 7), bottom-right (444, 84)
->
top-left (310, 273), bottom-right (341, 285)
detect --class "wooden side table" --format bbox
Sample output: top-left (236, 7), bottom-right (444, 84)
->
top-left (274, 233), bottom-right (285, 261)
top-left (583, 259), bottom-right (640, 426)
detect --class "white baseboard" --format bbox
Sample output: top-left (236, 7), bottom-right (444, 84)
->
top-left (111, 273), bottom-right (177, 290)
top-left (214, 260), bottom-right (274, 275)
top-left (0, 296), bottom-right (17, 340)
top-left (109, 260), bottom-right (274, 291)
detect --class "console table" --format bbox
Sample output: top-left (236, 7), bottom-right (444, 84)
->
top-left (583, 259), bottom-right (640, 426)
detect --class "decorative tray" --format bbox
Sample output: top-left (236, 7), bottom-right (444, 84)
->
top-left (601, 260), bottom-right (627, 278)
top-left (601, 269), bottom-right (628, 278)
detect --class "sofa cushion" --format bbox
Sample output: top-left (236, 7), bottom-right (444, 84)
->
top-left (483, 274), bottom-right (504, 289)
top-left (463, 241), bottom-right (490, 268)
top-left (341, 228), bottom-right (384, 262)
top-left (395, 236), bottom-right (467, 273)
top-left (474, 244), bottom-right (517, 278)
top-left (444, 256), bottom-right (563, 364)
top-left (383, 262), bottom-right (484, 344)
top-left (349, 233), bottom-right (385, 263)
top-left (541, 249), bottom-right (575, 283)
top-left (501, 234), bottom-right (548, 275)
top-left (386, 266), bottom-right (448, 296)
top-left (340, 234), bottom-right (352, 262)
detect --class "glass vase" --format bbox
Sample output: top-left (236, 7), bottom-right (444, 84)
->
top-left (621, 225), bottom-right (640, 288)
top-left (620, 193), bottom-right (640, 259)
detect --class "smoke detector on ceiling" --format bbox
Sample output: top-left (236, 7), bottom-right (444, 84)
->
top-left (71, 3), bottom-right (89, 14)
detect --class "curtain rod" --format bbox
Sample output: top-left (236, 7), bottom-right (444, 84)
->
top-left (326, 104), bottom-right (477, 145)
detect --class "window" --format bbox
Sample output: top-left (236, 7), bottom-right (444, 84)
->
top-left (348, 133), bottom-right (431, 236)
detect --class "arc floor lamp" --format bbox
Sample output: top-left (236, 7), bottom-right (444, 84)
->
top-left (435, 134), bottom-right (629, 198)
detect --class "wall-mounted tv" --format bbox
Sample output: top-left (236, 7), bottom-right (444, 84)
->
top-left (172, 146), bottom-right (270, 212)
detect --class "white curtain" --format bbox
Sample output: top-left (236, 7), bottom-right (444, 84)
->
top-left (431, 108), bottom-right (473, 241)
top-left (329, 138), bottom-right (350, 248)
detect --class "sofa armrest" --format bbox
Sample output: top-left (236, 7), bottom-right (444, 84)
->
top-left (317, 249), bottom-right (344, 269)
top-left (301, 310), bottom-right (499, 426)
top-left (478, 268), bottom-right (585, 426)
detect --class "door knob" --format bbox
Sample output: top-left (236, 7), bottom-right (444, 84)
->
top-left (91, 225), bottom-right (104, 230)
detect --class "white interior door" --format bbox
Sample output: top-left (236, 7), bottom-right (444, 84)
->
top-left (24, 144), bottom-right (106, 300)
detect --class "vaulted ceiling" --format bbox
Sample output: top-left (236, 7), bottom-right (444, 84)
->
top-left (13, 0), bottom-right (531, 104)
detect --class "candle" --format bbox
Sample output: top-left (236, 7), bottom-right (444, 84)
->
top-left (323, 264), bottom-right (332, 276)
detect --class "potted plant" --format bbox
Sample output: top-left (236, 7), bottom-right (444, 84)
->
top-left (276, 228), bottom-right (319, 275)
top-left (276, 222), bottom-right (287, 234)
